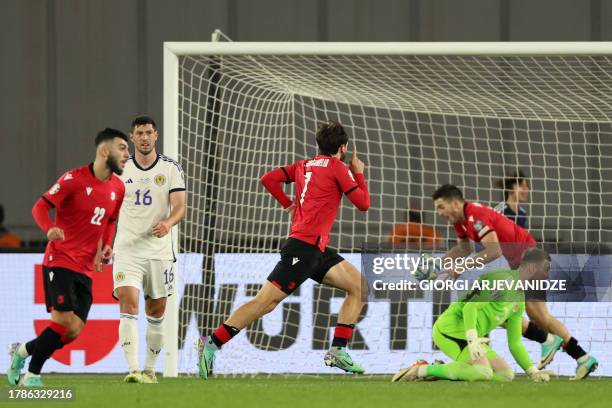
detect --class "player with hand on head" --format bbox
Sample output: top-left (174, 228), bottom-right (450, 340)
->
top-left (197, 121), bottom-right (370, 379)
top-left (7, 128), bottom-right (128, 387)
top-left (423, 184), bottom-right (598, 380)
top-left (113, 116), bottom-right (186, 383)
top-left (393, 248), bottom-right (553, 383)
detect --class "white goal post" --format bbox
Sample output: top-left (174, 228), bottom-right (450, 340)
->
top-left (162, 40), bottom-right (612, 377)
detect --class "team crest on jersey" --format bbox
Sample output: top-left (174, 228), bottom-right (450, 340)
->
top-left (115, 272), bottom-right (125, 282)
top-left (473, 220), bottom-right (484, 231)
top-left (154, 174), bottom-right (166, 186)
top-left (49, 184), bottom-right (61, 195)
top-left (513, 303), bottom-right (520, 313)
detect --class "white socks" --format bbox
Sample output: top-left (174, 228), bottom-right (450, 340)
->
top-left (119, 313), bottom-right (139, 372)
top-left (144, 315), bottom-right (164, 373)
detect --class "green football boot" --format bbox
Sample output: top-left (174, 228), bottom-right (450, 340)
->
top-left (7, 343), bottom-right (27, 386)
top-left (197, 336), bottom-right (217, 380)
top-left (20, 375), bottom-right (44, 387)
top-left (324, 347), bottom-right (365, 374)
top-left (538, 335), bottom-right (564, 369)
top-left (571, 355), bottom-right (598, 380)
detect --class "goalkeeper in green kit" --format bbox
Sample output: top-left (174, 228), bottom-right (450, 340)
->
top-left (392, 247), bottom-right (552, 383)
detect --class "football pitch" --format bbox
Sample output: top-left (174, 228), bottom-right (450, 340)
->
top-left (2, 375), bottom-right (612, 408)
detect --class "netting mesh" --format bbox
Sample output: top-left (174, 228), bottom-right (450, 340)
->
top-left (175, 52), bottom-right (612, 375)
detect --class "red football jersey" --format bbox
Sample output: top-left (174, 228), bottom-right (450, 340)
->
top-left (453, 201), bottom-right (536, 267)
top-left (42, 164), bottom-right (125, 276)
top-left (262, 155), bottom-right (370, 251)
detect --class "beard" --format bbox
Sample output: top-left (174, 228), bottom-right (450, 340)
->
top-left (107, 154), bottom-right (123, 175)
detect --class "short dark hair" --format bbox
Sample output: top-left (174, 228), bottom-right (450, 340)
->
top-left (501, 170), bottom-right (528, 200)
top-left (520, 247), bottom-right (551, 266)
top-left (131, 115), bottom-right (156, 130)
top-left (316, 121), bottom-right (348, 155)
top-left (95, 128), bottom-right (128, 146)
top-left (432, 184), bottom-right (464, 201)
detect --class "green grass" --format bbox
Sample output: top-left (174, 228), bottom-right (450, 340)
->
top-left (2, 374), bottom-right (612, 408)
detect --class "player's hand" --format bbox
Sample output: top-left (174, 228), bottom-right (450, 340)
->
top-left (101, 244), bottom-right (113, 261)
top-left (285, 203), bottom-right (296, 218)
top-left (47, 227), bottom-right (65, 241)
top-left (349, 143), bottom-right (365, 174)
top-left (466, 329), bottom-right (490, 362)
top-left (152, 220), bottom-right (171, 238)
top-left (527, 366), bottom-right (553, 382)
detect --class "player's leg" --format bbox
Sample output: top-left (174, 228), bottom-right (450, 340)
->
top-left (520, 316), bottom-right (564, 369)
top-left (526, 301), bottom-right (598, 379)
top-left (316, 258), bottom-right (366, 374)
top-left (198, 238), bottom-right (320, 379)
top-left (114, 257), bottom-right (145, 383)
top-left (394, 319), bottom-right (493, 382)
top-left (140, 259), bottom-right (174, 384)
top-left (488, 355), bottom-right (515, 382)
top-left (20, 268), bottom-right (90, 386)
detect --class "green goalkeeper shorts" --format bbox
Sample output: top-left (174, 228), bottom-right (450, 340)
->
top-left (433, 315), bottom-right (498, 363)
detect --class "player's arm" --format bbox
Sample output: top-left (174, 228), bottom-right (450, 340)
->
top-left (32, 174), bottom-right (77, 241)
top-left (260, 163), bottom-right (296, 209)
top-left (472, 231), bottom-right (503, 265)
top-left (152, 190), bottom-right (186, 238)
top-left (335, 145), bottom-right (370, 211)
top-left (506, 311), bottom-right (533, 372)
top-left (444, 237), bottom-right (471, 260)
top-left (506, 308), bottom-right (551, 381)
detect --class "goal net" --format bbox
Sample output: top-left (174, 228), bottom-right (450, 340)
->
top-left (165, 41), bottom-right (612, 376)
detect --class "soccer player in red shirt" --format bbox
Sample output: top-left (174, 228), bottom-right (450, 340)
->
top-left (430, 184), bottom-right (598, 380)
top-left (197, 121), bottom-right (370, 379)
top-left (6, 128), bottom-right (129, 387)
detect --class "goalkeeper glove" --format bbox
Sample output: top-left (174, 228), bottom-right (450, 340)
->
top-left (413, 255), bottom-right (442, 281)
top-left (526, 366), bottom-right (553, 382)
top-left (466, 329), bottom-right (490, 362)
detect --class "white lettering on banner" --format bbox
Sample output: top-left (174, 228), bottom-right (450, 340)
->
top-left (1, 254), bottom-right (611, 376)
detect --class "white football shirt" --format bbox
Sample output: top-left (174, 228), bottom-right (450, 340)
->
top-left (114, 154), bottom-right (186, 260)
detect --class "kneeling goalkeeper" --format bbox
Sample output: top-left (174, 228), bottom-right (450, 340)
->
top-left (393, 248), bottom-right (552, 383)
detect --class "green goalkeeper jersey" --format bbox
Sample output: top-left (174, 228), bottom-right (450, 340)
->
top-left (437, 269), bottom-right (533, 371)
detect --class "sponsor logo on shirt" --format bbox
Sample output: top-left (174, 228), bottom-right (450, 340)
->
top-left (154, 174), bottom-right (167, 186)
top-left (139, 177), bottom-right (151, 185)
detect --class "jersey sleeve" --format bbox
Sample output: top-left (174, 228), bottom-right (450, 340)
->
top-left (453, 223), bottom-right (467, 239)
top-left (42, 172), bottom-right (78, 208)
top-left (169, 162), bottom-right (186, 194)
top-left (471, 206), bottom-right (496, 240)
top-left (506, 304), bottom-right (533, 372)
top-left (260, 162), bottom-right (299, 209)
top-left (334, 162), bottom-right (370, 211)
top-left (461, 301), bottom-right (487, 334)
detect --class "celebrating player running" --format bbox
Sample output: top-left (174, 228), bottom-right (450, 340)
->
top-left (197, 120), bottom-right (370, 379)
top-left (7, 128), bottom-right (128, 387)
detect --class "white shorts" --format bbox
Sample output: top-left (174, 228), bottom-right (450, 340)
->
top-left (113, 256), bottom-right (175, 299)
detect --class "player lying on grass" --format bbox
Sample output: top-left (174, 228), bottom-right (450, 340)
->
top-left (197, 121), bottom-right (370, 379)
top-left (421, 184), bottom-right (598, 380)
top-left (7, 128), bottom-right (128, 387)
top-left (393, 248), bottom-right (553, 383)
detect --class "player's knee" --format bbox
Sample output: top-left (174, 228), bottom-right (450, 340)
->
top-left (496, 369), bottom-right (515, 382)
top-left (120, 302), bottom-right (139, 316)
top-left (145, 302), bottom-right (166, 318)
